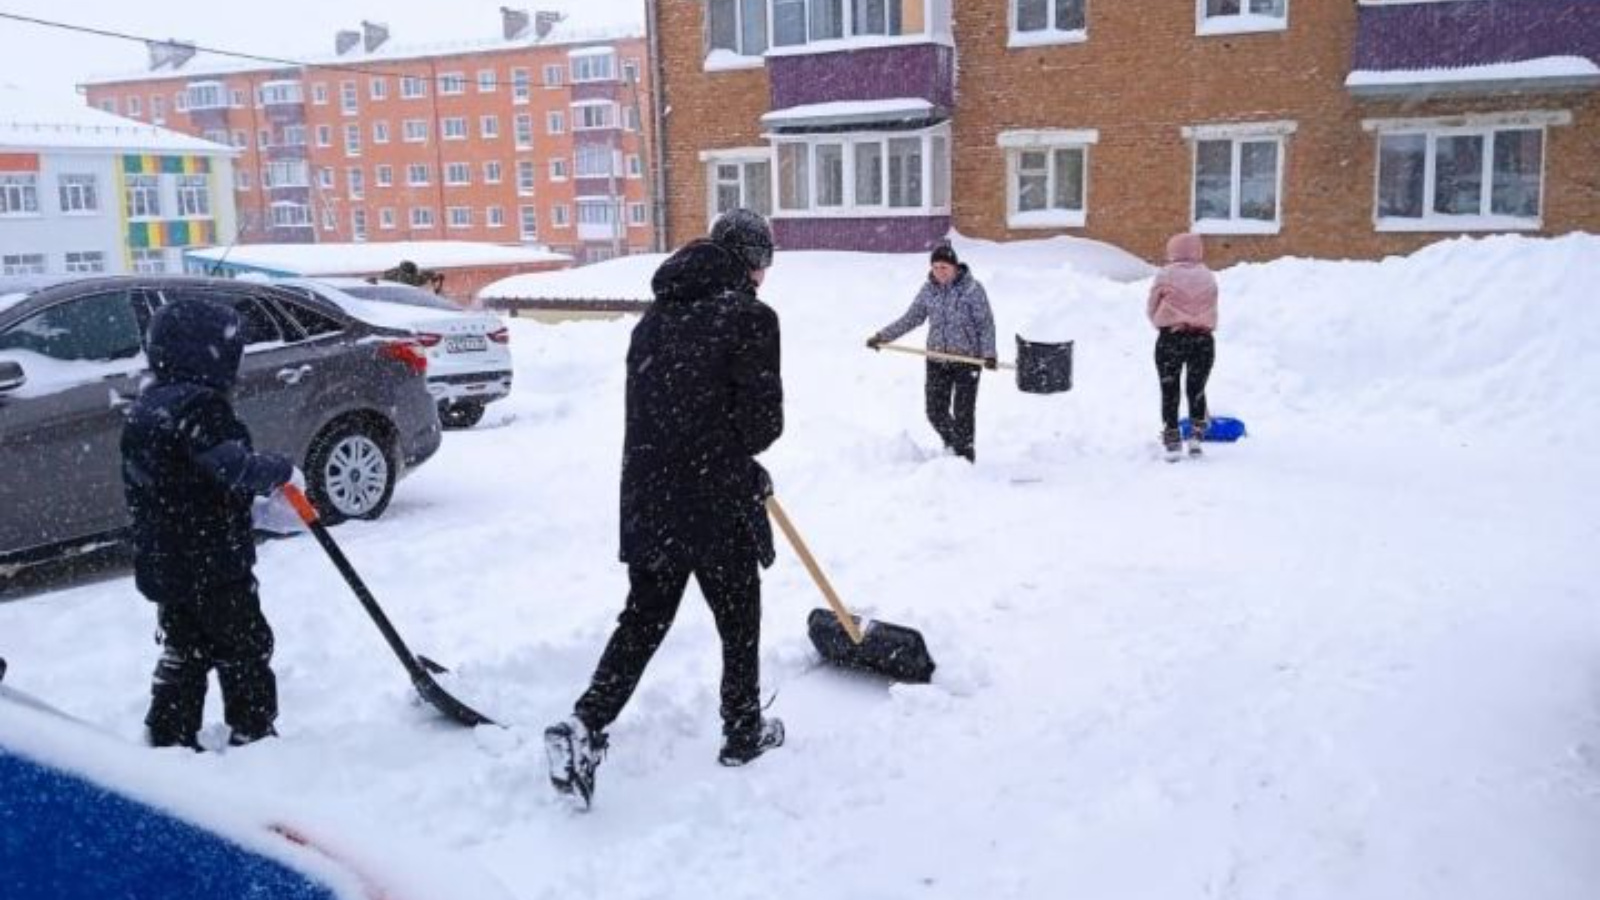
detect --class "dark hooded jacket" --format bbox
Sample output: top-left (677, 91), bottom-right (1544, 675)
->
top-left (619, 239), bottom-right (783, 570)
top-left (121, 299), bottom-right (292, 602)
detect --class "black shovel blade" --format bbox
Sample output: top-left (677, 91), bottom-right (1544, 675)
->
top-left (806, 608), bottom-right (935, 684)
top-left (411, 668), bottom-right (496, 728)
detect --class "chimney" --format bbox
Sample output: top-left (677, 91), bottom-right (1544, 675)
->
top-left (361, 20), bottom-right (390, 52)
top-left (501, 7), bottom-right (531, 41)
top-left (534, 11), bottom-right (564, 40)
top-left (146, 39), bottom-right (196, 71)
top-left (335, 29), bottom-right (361, 55)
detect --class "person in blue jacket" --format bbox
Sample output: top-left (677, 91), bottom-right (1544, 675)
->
top-left (121, 299), bottom-right (295, 750)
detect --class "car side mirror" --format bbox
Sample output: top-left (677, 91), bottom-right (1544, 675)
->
top-left (0, 360), bottom-right (24, 394)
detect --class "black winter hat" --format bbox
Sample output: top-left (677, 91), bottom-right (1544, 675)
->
top-left (930, 244), bottom-right (958, 266)
top-left (711, 208), bottom-right (775, 271)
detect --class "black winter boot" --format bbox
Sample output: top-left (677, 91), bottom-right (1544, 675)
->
top-left (545, 717), bottom-right (608, 809)
top-left (718, 717), bottom-right (784, 767)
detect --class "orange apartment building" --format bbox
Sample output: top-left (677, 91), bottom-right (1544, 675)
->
top-left (652, 0), bottom-right (1599, 265)
top-left (83, 10), bottom-right (658, 265)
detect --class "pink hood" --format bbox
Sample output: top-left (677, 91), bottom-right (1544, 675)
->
top-left (1147, 233), bottom-right (1218, 332)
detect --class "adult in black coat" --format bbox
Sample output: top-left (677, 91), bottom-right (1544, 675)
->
top-left (545, 209), bottom-right (785, 806)
top-left (121, 298), bottom-right (294, 750)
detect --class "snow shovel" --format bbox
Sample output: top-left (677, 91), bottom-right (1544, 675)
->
top-left (281, 485), bottom-right (495, 727)
top-left (876, 339), bottom-right (1073, 394)
top-left (765, 496), bottom-right (935, 683)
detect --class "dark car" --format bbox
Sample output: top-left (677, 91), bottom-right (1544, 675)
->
top-left (0, 275), bottom-right (442, 569)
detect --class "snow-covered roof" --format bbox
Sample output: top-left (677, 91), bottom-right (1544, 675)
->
top-left (185, 241), bottom-right (572, 277)
top-left (0, 87), bottom-right (235, 154)
top-left (1346, 56), bottom-right (1600, 96)
top-left (82, 21), bottom-right (644, 86)
top-left (760, 98), bottom-right (938, 129)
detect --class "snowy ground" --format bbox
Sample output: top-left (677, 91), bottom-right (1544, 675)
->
top-left (3, 233), bottom-right (1598, 899)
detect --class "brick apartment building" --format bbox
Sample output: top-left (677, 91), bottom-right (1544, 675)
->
top-left (652, 0), bottom-right (1599, 265)
top-left (84, 9), bottom-right (658, 265)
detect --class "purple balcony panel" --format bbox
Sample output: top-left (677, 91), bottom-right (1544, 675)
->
top-left (573, 177), bottom-right (620, 195)
top-left (1353, 0), bottom-right (1600, 71)
top-left (768, 43), bottom-right (953, 112)
top-left (773, 216), bottom-right (950, 254)
top-left (570, 81), bottom-right (621, 104)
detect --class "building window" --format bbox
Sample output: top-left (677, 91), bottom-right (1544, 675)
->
top-left (440, 72), bottom-right (467, 95)
top-left (231, 89), bottom-right (246, 108)
top-left (125, 175), bottom-right (160, 218)
top-left (282, 125), bottom-right (307, 146)
top-left (130, 248), bottom-right (165, 273)
top-left (352, 208), bottom-right (368, 241)
top-left (445, 162), bottom-right (471, 185)
top-left (312, 82), bottom-right (328, 105)
top-left (481, 115), bottom-right (500, 139)
top-left (370, 77), bottom-right (388, 100)
top-left (1374, 125), bottom-right (1546, 231)
top-left (379, 207), bottom-right (396, 230)
top-left (519, 205), bottom-right (538, 239)
top-left (318, 167), bottom-right (335, 190)
top-left (1185, 125), bottom-right (1291, 233)
top-left (773, 129), bottom-right (948, 215)
top-left (2, 253), bottom-right (46, 275)
top-left (1000, 131), bottom-right (1095, 228)
top-left (484, 160), bottom-right (503, 184)
top-left (340, 80), bottom-right (358, 114)
top-left (519, 160), bottom-right (538, 193)
top-left (548, 158), bottom-right (569, 181)
top-left (403, 119), bottom-right (429, 143)
top-left (627, 154), bottom-right (643, 178)
top-left (316, 125), bottom-right (333, 147)
top-left (1198, 0), bottom-right (1287, 35)
top-left (551, 204), bottom-right (570, 227)
top-left (127, 96), bottom-right (142, 117)
top-left (348, 167), bottom-right (365, 199)
top-left (258, 129), bottom-right (271, 150)
top-left (376, 165), bottom-right (393, 187)
top-left (578, 199), bottom-right (616, 232)
top-left (623, 59), bottom-right (641, 84)
top-left (625, 107), bottom-right (641, 131)
top-left (573, 102), bottom-right (617, 130)
top-left (64, 250), bottom-right (106, 273)
top-left (185, 81), bottom-right (225, 110)
top-left (478, 69), bottom-right (497, 93)
top-left (515, 114), bottom-right (534, 148)
top-left (400, 76), bottom-right (427, 99)
top-left (447, 206), bottom-right (472, 229)
top-left (270, 202), bottom-right (311, 227)
top-left (1012, 0), bottom-right (1086, 44)
top-left (266, 159), bottom-right (309, 187)
top-left (344, 123), bottom-right (362, 156)
top-left (442, 117), bottom-right (468, 140)
top-left (708, 155), bottom-right (772, 220)
top-left (151, 95), bottom-right (165, 123)
top-left (576, 145), bottom-right (616, 178)
top-left (570, 52), bottom-right (616, 83)
top-left (407, 164), bottom-right (431, 186)
top-left (176, 175), bottom-right (211, 217)
top-left (708, 0), bottom-right (770, 57)
top-left (542, 64), bottom-right (565, 87)
top-left (99, 98), bottom-right (116, 114)
top-left (229, 129), bottom-right (246, 148)
top-left (57, 174), bottom-right (98, 213)
top-left (410, 207), bottom-right (435, 228)
top-left (486, 205), bottom-right (505, 227)
top-left (628, 202), bottom-right (647, 226)
top-left (512, 68), bottom-right (531, 103)
top-left (259, 80), bottom-right (304, 105)
top-left (547, 111), bottom-right (565, 135)
top-left (373, 121), bottom-right (390, 143)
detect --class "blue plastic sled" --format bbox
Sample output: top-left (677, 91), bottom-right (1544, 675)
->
top-left (1180, 416), bottom-right (1246, 442)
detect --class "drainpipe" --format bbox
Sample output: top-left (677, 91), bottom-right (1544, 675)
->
top-left (645, 0), bottom-right (668, 252)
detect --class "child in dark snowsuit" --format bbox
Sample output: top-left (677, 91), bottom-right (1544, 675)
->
top-left (121, 298), bottom-right (294, 750)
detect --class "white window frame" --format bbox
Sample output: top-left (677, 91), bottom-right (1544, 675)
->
top-left (0, 173), bottom-right (40, 216)
top-left (403, 119), bottom-right (429, 143)
top-left (572, 100), bottom-right (619, 131)
top-left (1362, 110), bottom-right (1567, 233)
top-left (701, 148), bottom-right (773, 224)
top-left (768, 124), bottom-right (952, 218)
top-left (481, 115), bottom-right (501, 139)
top-left (447, 206), bottom-right (472, 229)
top-left (347, 167), bottom-right (365, 199)
top-left (570, 51), bottom-right (617, 83)
top-left (340, 80), bottom-right (359, 114)
top-left (176, 174), bottom-right (211, 218)
top-left (512, 68), bottom-right (532, 103)
top-left (400, 76), bottom-right (427, 99)
top-left (519, 205), bottom-right (538, 239)
top-left (440, 72), bottom-right (467, 95)
top-left (369, 77), bottom-right (388, 101)
top-left (1183, 121), bottom-right (1295, 235)
top-left (379, 207), bottom-right (397, 230)
top-left (477, 69), bottom-right (497, 93)
top-left (518, 161), bottom-right (538, 194)
top-left (407, 164), bottom-right (431, 187)
top-left (515, 113), bottom-right (535, 148)
top-left (547, 111), bottom-right (566, 135)
top-left (131, 248), bottom-right (166, 273)
top-left (628, 202), bottom-right (648, 226)
top-left (999, 129), bottom-right (1096, 228)
top-left (551, 204), bottom-right (571, 228)
top-left (626, 154), bottom-right (644, 179)
top-left (1196, 0), bottom-right (1288, 36)
top-left (548, 158), bottom-right (569, 181)
top-left (2, 253), bottom-right (46, 274)
top-left (486, 205), bottom-right (505, 228)
top-left (542, 64), bottom-right (565, 87)
top-left (124, 175), bottom-right (161, 219)
top-left (484, 160), bottom-right (504, 184)
top-left (1009, 0), bottom-right (1087, 48)
top-left (410, 207), bottom-right (436, 229)
top-left (57, 174), bottom-right (98, 213)
top-left (576, 145), bottom-right (618, 178)
top-left (375, 165), bottom-right (394, 187)
top-left (442, 116), bottom-right (468, 141)
top-left (312, 82), bottom-right (328, 105)
top-left (270, 201), bottom-right (311, 227)
top-left (316, 125), bottom-right (333, 148)
top-left (63, 250), bottom-right (106, 274)
top-left (373, 121), bottom-right (390, 144)
top-left (343, 123), bottom-right (362, 157)
top-left (445, 162), bottom-right (472, 186)
top-left (759, 0), bottom-right (954, 57)
top-left (351, 208), bottom-right (368, 242)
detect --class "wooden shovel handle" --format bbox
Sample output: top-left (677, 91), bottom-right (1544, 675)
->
top-left (877, 342), bottom-right (1015, 370)
top-left (765, 496), bottom-right (865, 645)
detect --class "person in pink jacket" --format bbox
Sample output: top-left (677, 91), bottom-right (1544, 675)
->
top-left (1146, 232), bottom-right (1219, 458)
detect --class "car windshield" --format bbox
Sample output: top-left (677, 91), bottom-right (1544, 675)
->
top-left (339, 283), bottom-right (461, 312)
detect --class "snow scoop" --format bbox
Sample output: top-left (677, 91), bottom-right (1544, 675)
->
top-left (876, 339), bottom-right (1073, 395)
top-left (281, 485), bottom-right (495, 727)
top-left (765, 496), bottom-right (935, 684)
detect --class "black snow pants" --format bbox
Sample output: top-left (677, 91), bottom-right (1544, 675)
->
top-left (575, 555), bottom-right (763, 742)
top-left (1155, 328), bottom-right (1215, 431)
top-left (925, 360), bottom-right (981, 461)
top-left (146, 577), bottom-right (277, 747)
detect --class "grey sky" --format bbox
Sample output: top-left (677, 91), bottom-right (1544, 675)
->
top-left (1, 0), bottom-right (644, 107)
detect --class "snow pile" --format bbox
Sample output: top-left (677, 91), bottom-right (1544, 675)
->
top-left (1, 233), bottom-right (1596, 900)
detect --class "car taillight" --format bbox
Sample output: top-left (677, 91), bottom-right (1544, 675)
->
top-left (487, 327), bottom-right (510, 345)
top-left (413, 332), bottom-right (443, 348)
top-left (379, 340), bottom-right (429, 376)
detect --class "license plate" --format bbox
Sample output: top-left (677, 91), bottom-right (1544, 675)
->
top-left (445, 336), bottom-right (487, 353)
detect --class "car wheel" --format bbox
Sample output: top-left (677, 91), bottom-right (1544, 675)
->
top-left (439, 401), bottom-right (486, 429)
top-left (306, 419), bottom-right (396, 524)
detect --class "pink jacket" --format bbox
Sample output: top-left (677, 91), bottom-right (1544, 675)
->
top-left (1146, 233), bottom-right (1218, 332)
